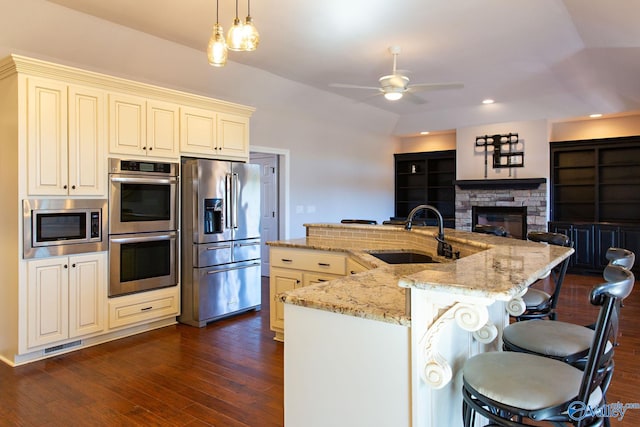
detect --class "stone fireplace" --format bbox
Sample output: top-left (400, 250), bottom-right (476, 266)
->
top-left (454, 179), bottom-right (547, 236)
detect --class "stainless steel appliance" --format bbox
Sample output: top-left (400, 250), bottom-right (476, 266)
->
top-left (23, 199), bottom-right (107, 259)
top-left (180, 157), bottom-right (261, 327)
top-left (108, 158), bottom-right (179, 297)
top-left (108, 159), bottom-right (178, 234)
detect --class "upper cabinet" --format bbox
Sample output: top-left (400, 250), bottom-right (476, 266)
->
top-left (27, 77), bottom-right (105, 196)
top-left (180, 107), bottom-right (250, 159)
top-left (109, 93), bottom-right (179, 159)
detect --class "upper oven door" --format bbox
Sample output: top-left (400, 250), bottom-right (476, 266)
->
top-left (109, 174), bottom-right (178, 234)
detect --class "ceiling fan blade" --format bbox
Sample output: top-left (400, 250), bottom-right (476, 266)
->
top-left (410, 82), bottom-right (464, 92)
top-left (329, 83), bottom-right (381, 91)
top-left (403, 92), bottom-right (427, 105)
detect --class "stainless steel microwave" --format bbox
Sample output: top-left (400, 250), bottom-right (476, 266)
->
top-left (23, 199), bottom-right (107, 259)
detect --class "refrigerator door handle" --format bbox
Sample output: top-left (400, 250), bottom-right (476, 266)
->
top-left (232, 173), bottom-right (239, 229)
top-left (225, 173), bottom-right (232, 229)
top-left (206, 261), bottom-right (261, 274)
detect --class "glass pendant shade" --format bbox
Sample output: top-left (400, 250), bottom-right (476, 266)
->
top-left (227, 18), bottom-right (246, 51)
top-left (384, 92), bottom-right (403, 101)
top-left (208, 24), bottom-right (228, 67)
top-left (243, 16), bottom-right (260, 51)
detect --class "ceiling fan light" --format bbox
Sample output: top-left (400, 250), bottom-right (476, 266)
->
top-left (384, 92), bottom-right (403, 101)
top-left (207, 23), bottom-right (228, 67)
top-left (243, 16), bottom-right (260, 51)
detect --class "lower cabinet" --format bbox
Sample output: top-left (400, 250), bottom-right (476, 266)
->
top-left (269, 247), bottom-right (363, 341)
top-left (26, 253), bottom-right (106, 350)
top-left (549, 222), bottom-right (639, 274)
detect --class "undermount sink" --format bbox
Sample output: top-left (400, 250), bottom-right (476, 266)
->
top-left (369, 251), bottom-right (439, 264)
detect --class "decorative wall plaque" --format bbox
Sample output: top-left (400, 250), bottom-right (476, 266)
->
top-left (475, 133), bottom-right (524, 177)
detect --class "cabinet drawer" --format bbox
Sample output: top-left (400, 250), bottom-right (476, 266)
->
top-left (271, 248), bottom-right (346, 275)
top-left (108, 287), bottom-right (179, 329)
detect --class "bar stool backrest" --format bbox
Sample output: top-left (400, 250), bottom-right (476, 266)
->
top-left (605, 247), bottom-right (635, 270)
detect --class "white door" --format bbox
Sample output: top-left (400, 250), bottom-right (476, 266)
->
top-left (250, 153), bottom-right (279, 275)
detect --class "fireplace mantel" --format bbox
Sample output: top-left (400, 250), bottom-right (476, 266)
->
top-left (454, 178), bottom-right (546, 190)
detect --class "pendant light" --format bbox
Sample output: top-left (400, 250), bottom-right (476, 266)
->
top-left (242, 0), bottom-right (260, 51)
top-left (207, 0), bottom-right (228, 67)
top-left (227, 0), bottom-right (246, 51)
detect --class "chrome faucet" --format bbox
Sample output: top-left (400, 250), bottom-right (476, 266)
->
top-left (404, 204), bottom-right (454, 258)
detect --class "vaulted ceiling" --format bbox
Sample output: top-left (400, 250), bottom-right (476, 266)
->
top-left (47, 0), bottom-right (640, 135)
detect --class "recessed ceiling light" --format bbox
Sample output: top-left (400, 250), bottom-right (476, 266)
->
top-left (589, 113), bottom-right (603, 118)
top-left (420, 131), bottom-right (430, 135)
top-left (482, 99), bottom-right (495, 104)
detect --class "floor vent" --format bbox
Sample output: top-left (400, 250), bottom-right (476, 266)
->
top-left (44, 340), bottom-right (82, 354)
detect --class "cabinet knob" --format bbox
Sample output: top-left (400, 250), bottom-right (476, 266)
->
top-left (142, 146), bottom-right (147, 150)
top-left (63, 185), bottom-right (68, 189)
top-left (148, 147), bottom-right (153, 151)
top-left (71, 185), bottom-right (76, 190)
top-left (72, 263), bottom-right (76, 268)
top-left (64, 264), bottom-right (68, 269)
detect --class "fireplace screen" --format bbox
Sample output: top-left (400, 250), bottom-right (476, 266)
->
top-left (472, 206), bottom-right (527, 240)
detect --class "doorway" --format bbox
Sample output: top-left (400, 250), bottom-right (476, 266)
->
top-left (250, 152), bottom-right (279, 275)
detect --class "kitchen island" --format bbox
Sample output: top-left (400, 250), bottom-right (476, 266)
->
top-left (269, 223), bottom-right (574, 427)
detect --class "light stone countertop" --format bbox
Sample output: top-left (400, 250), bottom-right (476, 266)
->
top-left (269, 223), bottom-right (574, 326)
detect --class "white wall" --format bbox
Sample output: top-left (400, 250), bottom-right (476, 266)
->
top-left (456, 119), bottom-right (550, 180)
top-left (0, 0), bottom-right (400, 238)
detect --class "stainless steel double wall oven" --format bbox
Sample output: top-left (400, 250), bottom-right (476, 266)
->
top-left (108, 159), bottom-right (179, 297)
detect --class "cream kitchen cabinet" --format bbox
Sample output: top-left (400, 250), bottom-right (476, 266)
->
top-left (27, 78), bottom-right (106, 196)
top-left (25, 252), bottom-right (106, 350)
top-left (181, 106), bottom-right (249, 160)
top-left (109, 93), bottom-right (179, 159)
top-left (107, 285), bottom-right (179, 330)
top-left (269, 247), bottom-right (347, 341)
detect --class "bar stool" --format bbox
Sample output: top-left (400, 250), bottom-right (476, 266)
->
top-left (516, 231), bottom-right (573, 321)
top-left (502, 247), bottom-right (635, 414)
top-left (462, 264), bottom-right (635, 427)
top-left (472, 224), bottom-right (508, 236)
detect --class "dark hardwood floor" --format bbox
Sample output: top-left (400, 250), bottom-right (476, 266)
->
top-left (0, 274), bottom-right (638, 426)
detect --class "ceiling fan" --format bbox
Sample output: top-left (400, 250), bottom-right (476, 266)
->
top-left (330, 46), bottom-right (464, 104)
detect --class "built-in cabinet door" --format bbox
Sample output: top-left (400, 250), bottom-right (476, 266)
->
top-left (27, 257), bottom-right (69, 348)
top-left (595, 225), bottom-right (621, 270)
top-left (27, 77), bottom-right (68, 196)
top-left (27, 253), bottom-right (106, 349)
top-left (572, 224), bottom-right (596, 270)
top-left (68, 253), bottom-right (106, 338)
top-left (146, 100), bottom-right (179, 158)
top-left (109, 93), bottom-right (146, 156)
top-left (180, 106), bottom-right (217, 154)
top-left (68, 85), bottom-right (106, 196)
top-left (217, 113), bottom-right (249, 158)
top-left (269, 267), bottom-right (302, 335)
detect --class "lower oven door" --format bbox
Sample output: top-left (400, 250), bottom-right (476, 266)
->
top-left (109, 231), bottom-right (178, 297)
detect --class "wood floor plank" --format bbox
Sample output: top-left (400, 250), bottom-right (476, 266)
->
top-left (0, 275), bottom-right (638, 426)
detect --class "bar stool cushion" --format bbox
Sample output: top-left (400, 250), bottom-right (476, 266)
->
top-left (522, 288), bottom-right (551, 307)
top-left (503, 320), bottom-right (612, 357)
top-left (463, 352), bottom-right (602, 411)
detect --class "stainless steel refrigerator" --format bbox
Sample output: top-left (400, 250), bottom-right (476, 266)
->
top-left (179, 157), bottom-right (261, 327)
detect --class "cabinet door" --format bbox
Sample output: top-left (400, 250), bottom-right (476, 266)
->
top-left (180, 106), bottom-right (217, 154)
top-left (68, 85), bottom-right (106, 196)
top-left (27, 77), bottom-right (68, 195)
top-left (572, 224), bottom-right (595, 270)
top-left (109, 93), bottom-right (146, 156)
top-left (620, 226), bottom-right (640, 274)
top-left (595, 225), bottom-right (620, 270)
top-left (68, 253), bottom-right (106, 338)
top-left (27, 258), bottom-right (69, 348)
top-left (147, 100), bottom-right (179, 158)
top-left (269, 267), bottom-right (302, 335)
top-left (217, 113), bottom-right (249, 159)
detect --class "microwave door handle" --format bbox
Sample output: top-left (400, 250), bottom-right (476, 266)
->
top-left (110, 176), bottom-right (178, 185)
top-left (232, 173), bottom-right (239, 229)
top-left (110, 233), bottom-right (176, 244)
